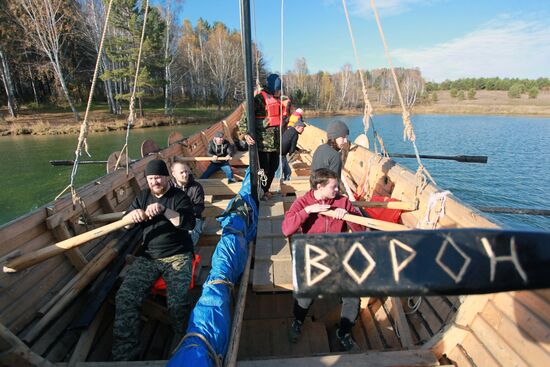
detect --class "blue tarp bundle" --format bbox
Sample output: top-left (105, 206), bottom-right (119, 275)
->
top-left (167, 168), bottom-right (258, 367)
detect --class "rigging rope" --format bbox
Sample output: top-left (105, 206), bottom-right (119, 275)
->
top-left (278, 0), bottom-right (285, 190)
top-left (341, 0), bottom-right (387, 157)
top-left (369, 0), bottom-right (437, 203)
top-left (116, 0), bottom-right (150, 174)
top-left (56, 0), bottom-right (114, 202)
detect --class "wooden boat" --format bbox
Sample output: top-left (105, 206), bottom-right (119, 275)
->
top-left (1, 101), bottom-right (549, 366)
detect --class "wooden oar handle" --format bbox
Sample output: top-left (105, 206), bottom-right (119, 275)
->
top-left (3, 217), bottom-right (134, 273)
top-left (177, 156), bottom-right (231, 162)
top-left (319, 210), bottom-right (408, 231)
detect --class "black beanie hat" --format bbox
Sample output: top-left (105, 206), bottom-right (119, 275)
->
top-left (327, 120), bottom-right (349, 139)
top-left (145, 159), bottom-right (170, 176)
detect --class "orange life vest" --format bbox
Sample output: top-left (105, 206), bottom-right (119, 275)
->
top-left (256, 90), bottom-right (290, 127)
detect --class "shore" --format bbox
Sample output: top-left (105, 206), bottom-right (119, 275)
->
top-left (1, 90), bottom-right (549, 137)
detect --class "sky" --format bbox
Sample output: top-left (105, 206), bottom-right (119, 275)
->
top-left (169, 0), bottom-right (550, 82)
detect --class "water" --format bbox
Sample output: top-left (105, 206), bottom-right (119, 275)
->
top-left (0, 124), bottom-right (210, 226)
top-left (310, 114), bottom-right (550, 230)
top-left (1, 115), bottom-right (549, 230)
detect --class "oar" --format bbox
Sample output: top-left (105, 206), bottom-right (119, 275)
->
top-left (2, 217), bottom-right (134, 273)
top-left (319, 210), bottom-right (408, 231)
top-left (50, 156), bottom-right (232, 166)
top-left (388, 153), bottom-right (488, 163)
top-left (477, 207), bottom-right (550, 216)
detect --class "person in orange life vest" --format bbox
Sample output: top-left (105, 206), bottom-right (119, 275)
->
top-left (238, 73), bottom-right (291, 199)
top-left (287, 108), bottom-right (304, 128)
top-left (282, 168), bottom-right (365, 352)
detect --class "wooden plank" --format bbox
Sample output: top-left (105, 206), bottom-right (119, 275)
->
top-left (252, 261), bottom-right (273, 292)
top-left (271, 238), bottom-right (291, 261)
top-left (453, 328), bottom-right (500, 367)
top-left (237, 349), bottom-right (438, 367)
top-left (481, 300), bottom-right (550, 365)
top-left (375, 298), bottom-right (401, 348)
top-left (512, 290), bottom-right (550, 325)
top-left (272, 260), bottom-right (293, 291)
top-left (68, 304), bottom-right (107, 366)
top-left (469, 313), bottom-right (529, 367)
top-left (492, 292), bottom-right (550, 352)
top-left (447, 344), bottom-right (477, 367)
top-left (353, 200), bottom-right (417, 210)
top-left (388, 297), bottom-right (414, 347)
top-left (359, 301), bottom-right (384, 350)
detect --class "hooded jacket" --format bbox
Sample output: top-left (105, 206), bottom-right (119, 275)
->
top-left (207, 139), bottom-right (234, 163)
top-left (281, 189), bottom-right (365, 236)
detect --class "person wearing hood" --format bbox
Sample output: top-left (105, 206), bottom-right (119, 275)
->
top-left (310, 120), bottom-right (350, 179)
top-left (282, 168), bottom-right (365, 352)
top-left (112, 159), bottom-right (196, 361)
top-left (239, 73), bottom-right (291, 199)
top-left (200, 131), bottom-right (236, 183)
top-left (172, 161), bottom-right (205, 250)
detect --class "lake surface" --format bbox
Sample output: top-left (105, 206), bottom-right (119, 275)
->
top-left (310, 114), bottom-right (550, 230)
top-left (0, 115), bottom-right (549, 230)
top-left (0, 124), bottom-right (211, 226)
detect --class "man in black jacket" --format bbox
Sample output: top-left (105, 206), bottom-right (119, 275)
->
top-left (279, 120), bottom-right (306, 180)
top-left (200, 131), bottom-right (235, 183)
top-left (171, 161), bottom-right (205, 250)
top-left (112, 159), bottom-right (196, 361)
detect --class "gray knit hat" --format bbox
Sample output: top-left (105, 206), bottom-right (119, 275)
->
top-left (214, 131), bottom-right (224, 138)
top-left (327, 120), bottom-right (349, 139)
top-left (294, 119), bottom-right (305, 128)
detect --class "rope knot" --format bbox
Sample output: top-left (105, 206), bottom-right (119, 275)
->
top-left (402, 110), bottom-right (416, 142)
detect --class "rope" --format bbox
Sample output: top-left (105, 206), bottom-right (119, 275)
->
top-left (341, 0), bottom-right (387, 158)
top-left (417, 190), bottom-right (450, 229)
top-left (208, 279), bottom-right (235, 293)
top-left (56, 0), bottom-right (114, 203)
top-left (370, 0), bottom-right (415, 143)
top-left (117, 0), bottom-right (150, 174)
top-left (277, 0), bottom-right (285, 190)
top-left (405, 297), bottom-right (422, 314)
top-left (175, 332), bottom-right (222, 367)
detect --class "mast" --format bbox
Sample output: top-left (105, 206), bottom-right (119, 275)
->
top-left (239, 0), bottom-right (259, 203)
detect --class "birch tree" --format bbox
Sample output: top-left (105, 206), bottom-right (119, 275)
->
top-left (13, 0), bottom-right (80, 121)
top-left (204, 23), bottom-right (241, 110)
top-left (80, 0), bottom-right (118, 113)
top-left (0, 47), bottom-right (18, 117)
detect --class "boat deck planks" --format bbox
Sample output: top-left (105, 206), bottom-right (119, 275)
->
top-left (238, 349), bottom-right (440, 367)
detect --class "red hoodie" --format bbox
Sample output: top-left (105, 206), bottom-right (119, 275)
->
top-left (282, 190), bottom-right (366, 236)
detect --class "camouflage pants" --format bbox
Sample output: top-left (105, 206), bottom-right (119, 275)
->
top-left (112, 253), bottom-right (192, 361)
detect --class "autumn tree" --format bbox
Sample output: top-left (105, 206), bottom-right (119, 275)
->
top-left (12, 0), bottom-right (81, 121)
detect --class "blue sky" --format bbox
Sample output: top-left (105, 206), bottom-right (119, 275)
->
top-left (170, 0), bottom-right (550, 82)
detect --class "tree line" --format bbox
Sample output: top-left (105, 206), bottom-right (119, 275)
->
top-left (1, 0), bottom-right (547, 121)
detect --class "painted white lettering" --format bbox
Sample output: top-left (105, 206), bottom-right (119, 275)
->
top-left (305, 244), bottom-right (331, 286)
top-left (481, 236), bottom-right (527, 283)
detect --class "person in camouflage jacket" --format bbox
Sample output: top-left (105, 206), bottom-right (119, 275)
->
top-left (239, 73), bottom-right (291, 197)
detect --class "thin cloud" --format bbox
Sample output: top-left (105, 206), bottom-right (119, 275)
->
top-left (393, 16), bottom-right (550, 81)
top-left (348, 0), bottom-right (437, 17)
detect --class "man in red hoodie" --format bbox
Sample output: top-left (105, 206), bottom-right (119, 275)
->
top-left (282, 168), bottom-right (365, 351)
